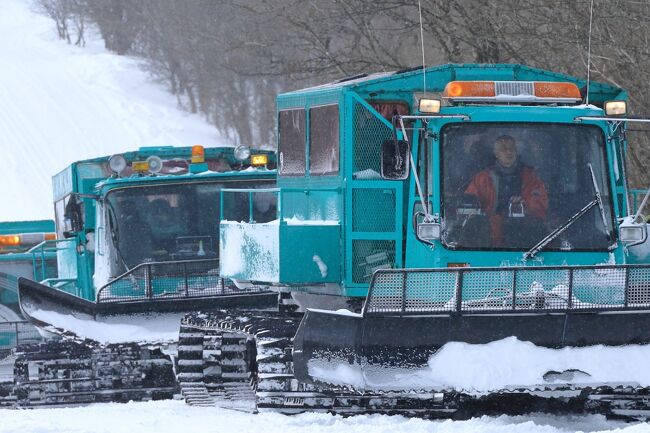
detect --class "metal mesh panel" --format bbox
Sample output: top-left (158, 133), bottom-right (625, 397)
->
top-left (366, 265), bottom-right (650, 315)
top-left (352, 240), bottom-right (395, 284)
top-left (97, 259), bottom-right (264, 303)
top-left (352, 101), bottom-right (393, 178)
top-left (0, 321), bottom-right (41, 350)
top-left (572, 267), bottom-right (626, 309)
top-left (461, 269), bottom-right (516, 311)
top-left (627, 267), bottom-right (650, 307)
top-left (352, 188), bottom-right (396, 232)
top-left (404, 271), bottom-right (457, 312)
top-left (514, 268), bottom-right (571, 310)
top-left (366, 272), bottom-right (404, 313)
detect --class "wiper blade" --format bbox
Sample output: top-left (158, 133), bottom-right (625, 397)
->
top-left (589, 163), bottom-right (609, 231)
top-left (523, 164), bottom-right (608, 261)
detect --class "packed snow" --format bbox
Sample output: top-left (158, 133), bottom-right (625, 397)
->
top-left (0, 0), bottom-right (227, 221)
top-left (309, 337), bottom-right (650, 392)
top-left (1, 400), bottom-right (647, 433)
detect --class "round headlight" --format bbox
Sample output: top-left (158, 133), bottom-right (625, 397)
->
top-left (146, 155), bottom-right (163, 174)
top-left (108, 154), bottom-right (127, 175)
top-left (234, 145), bottom-right (251, 161)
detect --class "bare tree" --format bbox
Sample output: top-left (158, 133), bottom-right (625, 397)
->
top-left (33, 0), bottom-right (650, 184)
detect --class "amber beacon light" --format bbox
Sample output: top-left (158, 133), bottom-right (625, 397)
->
top-left (191, 145), bottom-right (205, 163)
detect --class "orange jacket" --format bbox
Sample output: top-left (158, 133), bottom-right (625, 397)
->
top-left (465, 165), bottom-right (548, 245)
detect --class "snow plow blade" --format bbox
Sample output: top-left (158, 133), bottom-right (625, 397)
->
top-left (293, 265), bottom-right (650, 417)
top-left (18, 258), bottom-right (277, 342)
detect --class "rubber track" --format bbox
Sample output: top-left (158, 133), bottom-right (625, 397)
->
top-left (0, 339), bottom-right (176, 407)
top-left (179, 310), bottom-right (650, 420)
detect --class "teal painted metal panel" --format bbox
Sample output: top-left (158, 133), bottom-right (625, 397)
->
top-left (220, 222), bottom-right (341, 285)
top-left (279, 224), bottom-right (341, 283)
top-left (220, 221), bottom-right (280, 282)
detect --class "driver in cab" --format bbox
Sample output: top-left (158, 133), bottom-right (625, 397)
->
top-left (465, 135), bottom-right (548, 247)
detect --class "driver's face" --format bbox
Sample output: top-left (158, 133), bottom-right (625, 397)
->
top-left (494, 139), bottom-right (518, 167)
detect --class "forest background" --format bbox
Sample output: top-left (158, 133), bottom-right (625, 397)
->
top-left (34, 0), bottom-right (650, 187)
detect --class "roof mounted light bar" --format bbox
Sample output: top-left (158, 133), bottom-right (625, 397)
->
top-left (442, 81), bottom-right (582, 104)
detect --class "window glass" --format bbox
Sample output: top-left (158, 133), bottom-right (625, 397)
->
top-left (106, 180), bottom-right (274, 269)
top-left (441, 123), bottom-right (613, 251)
top-left (54, 198), bottom-right (66, 239)
top-left (278, 109), bottom-right (306, 176)
top-left (309, 104), bottom-right (339, 175)
top-left (54, 195), bottom-right (85, 238)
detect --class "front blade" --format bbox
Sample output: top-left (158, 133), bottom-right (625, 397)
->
top-left (18, 277), bottom-right (277, 344)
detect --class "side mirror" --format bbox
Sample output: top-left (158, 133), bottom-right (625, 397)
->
top-left (380, 139), bottom-right (410, 180)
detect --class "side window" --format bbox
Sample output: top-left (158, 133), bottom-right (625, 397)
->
top-left (278, 109), bottom-right (306, 176)
top-left (309, 104), bottom-right (339, 175)
top-left (54, 195), bottom-right (85, 238)
top-left (54, 198), bottom-right (67, 239)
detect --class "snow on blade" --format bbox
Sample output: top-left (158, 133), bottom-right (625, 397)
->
top-left (30, 309), bottom-right (182, 344)
top-left (309, 337), bottom-right (650, 392)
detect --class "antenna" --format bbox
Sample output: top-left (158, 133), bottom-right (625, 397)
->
top-left (585, 0), bottom-right (595, 105)
top-left (418, 0), bottom-right (426, 95)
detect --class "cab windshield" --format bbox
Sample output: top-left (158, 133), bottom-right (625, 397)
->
top-left (106, 181), bottom-right (275, 269)
top-left (441, 123), bottom-right (614, 251)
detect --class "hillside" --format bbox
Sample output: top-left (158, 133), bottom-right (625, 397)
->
top-left (0, 0), bottom-right (225, 221)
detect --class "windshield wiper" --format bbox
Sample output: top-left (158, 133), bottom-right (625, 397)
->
top-left (523, 164), bottom-right (609, 261)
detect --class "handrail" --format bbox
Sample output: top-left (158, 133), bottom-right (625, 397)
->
top-left (28, 238), bottom-right (73, 282)
top-left (96, 257), bottom-right (220, 302)
top-left (364, 263), bottom-right (650, 316)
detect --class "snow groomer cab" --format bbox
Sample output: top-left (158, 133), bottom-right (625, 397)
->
top-left (18, 144), bottom-right (277, 322)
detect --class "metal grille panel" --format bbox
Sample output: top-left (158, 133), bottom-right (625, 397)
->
top-left (514, 268), bottom-right (571, 310)
top-left (352, 102), bottom-right (393, 178)
top-left (352, 188), bottom-right (396, 232)
top-left (461, 269), bottom-right (516, 311)
top-left (495, 81), bottom-right (533, 96)
top-left (572, 267), bottom-right (626, 309)
top-left (628, 267), bottom-right (650, 306)
top-left (97, 259), bottom-right (265, 303)
top-left (367, 272), bottom-right (404, 313)
top-left (365, 265), bottom-right (650, 315)
top-left (352, 240), bottom-right (395, 284)
top-left (404, 271), bottom-right (457, 312)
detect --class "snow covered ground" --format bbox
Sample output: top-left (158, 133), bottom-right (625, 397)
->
top-left (0, 0), bottom-right (226, 221)
top-left (0, 400), bottom-right (646, 433)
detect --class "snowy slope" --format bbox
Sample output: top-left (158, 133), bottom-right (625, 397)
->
top-left (0, 400), bottom-right (644, 433)
top-left (0, 0), bottom-right (226, 221)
